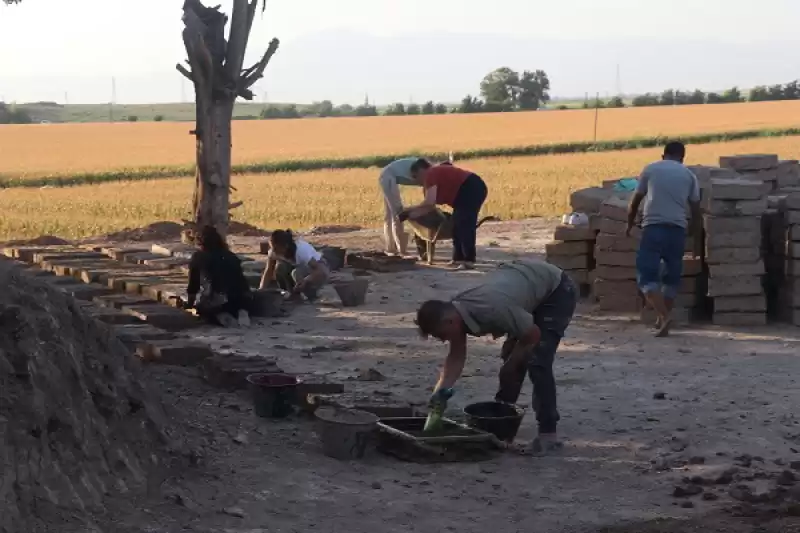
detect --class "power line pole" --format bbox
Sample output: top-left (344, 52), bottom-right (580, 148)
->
top-left (615, 64), bottom-right (622, 96)
top-left (109, 76), bottom-right (116, 122)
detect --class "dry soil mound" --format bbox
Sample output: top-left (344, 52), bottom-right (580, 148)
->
top-left (0, 260), bottom-right (173, 533)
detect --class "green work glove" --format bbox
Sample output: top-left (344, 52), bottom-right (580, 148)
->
top-left (428, 387), bottom-right (455, 409)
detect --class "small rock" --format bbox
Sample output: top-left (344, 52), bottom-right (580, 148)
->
top-left (669, 437), bottom-right (688, 452)
top-left (673, 485), bottom-right (703, 498)
top-left (232, 433), bottom-right (248, 445)
top-left (677, 348), bottom-right (692, 354)
top-left (689, 456), bottom-right (705, 465)
top-left (680, 501), bottom-right (694, 508)
top-left (715, 468), bottom-right (738, 485)
top-left (357, 368), bottom-right (387, 382)
top-left (653, 392), bottom-right (667, 400)
top-left (734, 454), bottom-right (753, 468)
top-left (702, 492), bottom-right (719, 501)
top-left (273, 344), bottom-right (289, 350)
top-left (221, 507), bottom-right (246, 518)
top-left (371, 481), bottom-right (382, 489)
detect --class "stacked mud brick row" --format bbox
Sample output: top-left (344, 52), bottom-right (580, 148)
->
top-left (545, 224), bottom-right (596, 290)
top-left (779, 191), bottom-right (800, 325)
top-left (703, 155), bottom-right (772, 326)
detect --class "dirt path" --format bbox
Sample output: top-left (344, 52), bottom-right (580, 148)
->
top-left (89, 219), bottom-right (800, 533)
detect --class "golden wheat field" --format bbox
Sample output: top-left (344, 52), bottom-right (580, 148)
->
top-left (1, 136), bottom-right (798, 240)
top-left (2, 100), bottom-right (800, 178)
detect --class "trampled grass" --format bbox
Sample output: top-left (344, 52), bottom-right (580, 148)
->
top-left (2, 100), bottom-right (800, 180)
top-left (1, 136), bottom-right (798, 241)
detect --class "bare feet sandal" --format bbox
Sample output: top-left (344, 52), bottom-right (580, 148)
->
top-left (655, 318), bottom-right (672, 338)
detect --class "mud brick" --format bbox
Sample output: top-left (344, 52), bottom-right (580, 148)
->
top-left (40, 275), bottom-right (83, 287)
top-left (713, 295), bottom-right (767, 313)
top-left (597, 295), bottom-right (642, 313)
top-left (593, 265), bottom-right (636, 280)
top-left (553, 224), bottom-right (596, 241)
top-left (709, 178), bottom-right (769, 200)
top-left (123, 252), bottom-right (165, 265)
top-left (785, 193), bottom-right (800, 211)
top-left (712, 312), bottom-right (766, 326)
top-left (310, 392), bottom-right (417, 418)
top-left (707, 198), bottom-right (767, 216)
top-left (32, 250), bottom-right (105, 265)
top-left (547, 254), bottom-right (590, 270)
top-left (295, 377), bottom-right (346, 410)
top-left (41, 259), bottom-right (114, 276)
top-left (2, 246), bottom-right (70, 262)
top-left (545, 240), bottom-right (593, 256)
top-left (570, 187), bottom-right (613, 214)
top-left (122, 304), bottom-right (199, 331)
top-left (54, 283), bottom-right (114, 301)
top-left (703, 215), bottom-right (761, 234)
top-left (786, 259), bottom-right (800, 276)
top-left (682, 256), bottom-right (703, 277)
top-left (141, 283), bottom-right (188, 305)
top-left (122, 276), bottom-right (184, 295)
top-left (674, 293), bottom-right (699, 308)
top-left (112, 324), bottom-right (176, 343)
top-left (708, 261), bottom-right (765, 277)
top-left (93, 294), bottom-right (155, 310)
top-left (100, 247), bottom-right (149, 261)
top-left (599, 195), bottom-right (633, 222)
top-left (203, 353), bottom-right (282, 390)
top-left (597, 218), bottom-right (641, 238)
top-left (136, 340), bottom-right (213, 366)
top-left (594, 278), bottom-right (638, 298)
top-left (789, 227), bottom-right (800, 242)
top-left (595, 251), bottom-right (636, 267)
top-left (739, 168), bottom-right (779, 183)
top-left (720, 154), bottom-right (779, 172)
top-left (705, 247), bottom-right (761, 265)
top-left (595, 233), bottom-right (639, 252)
top-left (142, 256), bottom-right (191, 269)
top-left (88, 308), bottom-right (143, 325)
top-left (708, 276), bottom-right (762, 297)
top-left (564, 269), bottom-right (590, 284)
top-left (151, 243), bottom-right (196, 260)
top-left (705, 231), bottom-right (761, 250)
top-left (787, 243), bottom-right (800, 259)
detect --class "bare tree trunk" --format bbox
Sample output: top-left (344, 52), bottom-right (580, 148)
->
top-left (179, 0), bottom-right (278, 239)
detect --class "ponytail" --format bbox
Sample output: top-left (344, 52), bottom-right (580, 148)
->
top-left (271, 229), bottom-right (298, 262)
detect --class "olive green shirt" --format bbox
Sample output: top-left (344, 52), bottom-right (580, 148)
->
top-left (452, 259), bottom-right (563, 339)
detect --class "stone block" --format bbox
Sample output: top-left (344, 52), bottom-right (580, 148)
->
top-left (708, 261), bottom-right (765, 277)
top-left (713, 295), bottom-right (767, 313)
top-left (259, 241), bottom-right (271, 255)
top-left (33, 251), bottom-right (105, 265)
top-left (594, 279), bottom-right (639, 298)
top-left (136, 340), bottom-right (214, 366)
top-left (787, 210), bottom-right (800, 225)
top-left (202, 354), bottom-right (282, 390)
top-left (703, 215), bottom-right (761, 234)
top-left (93, 294), bottom-right (156, 310)
top-left (707, 198), bottom-right (767, 216)
top-left (570, 187), bottom-right (613, 214)
top-left (141, 257), bottom-right (192, 270)
top-left (593, 265), bottom-right (637, 280)
top-left (712, 312), bottom-right (767, 326)
top-left (785, 193), bottom-right (800, 211)
top-left (789, 226), bottom-right (800, 242)
top-left (141, 283), bottom-right (188, 305)
top-left (309, 392), bottom-right (417, 418)
top-left (2, 245), bottom-right (72, 262)
top-left (719, 154), bottom-right (779, 172)
top-left (739, 168), bottom-right (779, 183)
top-left (547, 254), bottom-right (590, 271)
top-left (710, 178), bottom-right (770, 200)
top-left (595, 234), bottom-right (639, 252)
top-left (705, 247), bottom-right (761, 265)
top-left (688, 165), bottom-right (739, 183)
top-left (705, 231), bottom-right (761, 250)
top-left (88, 308), bottom-right (143, 325)
top-left (788, 243), bottom-right (800, 259)
top-left (786, 259), bottom-right (800, 276)
top-left (597, 218), bottom-right (641, 238)
top-left (708, 276), bottom-right (762, 297)
top-left (151, 243), bottom-right (196, 260)
top-left (682, 256), bottom-right (703, 277)
top-left (122, 304), bottom-right (199, 331)
top-left (123, 252), bottom-right (165, 265)
top-left (595, 250), bottom-right (637, 267)
top-left (57, 283), bottom-right (114, 301)
top-left (546, 240), bottom-right (594, 257)
top-left (101, 247), bottom-right (149, 261)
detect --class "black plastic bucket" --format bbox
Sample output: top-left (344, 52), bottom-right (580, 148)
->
top-left (247, 373), bottom-right (300, 419)
top-left (464, 401), bottom-right (525, 443)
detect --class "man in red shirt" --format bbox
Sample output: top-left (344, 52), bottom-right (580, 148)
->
top-left (401, 161), bottom-right (488, 268)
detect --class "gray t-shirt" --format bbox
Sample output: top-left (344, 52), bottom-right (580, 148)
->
top-left (383, 157), bottom-right (421, 187)
top-left (452, 259), bottom-right (563, 339)
top-left (635, 160), bottom-right (700, 229)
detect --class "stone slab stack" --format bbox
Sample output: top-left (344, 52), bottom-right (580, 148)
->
top-left (720, 153), bottom-right (780, 192)
top-left (704, 168), bottom-right (771, 326)
top-left (545, 224), bottom-right (596, 289)
top-left (776, 160), bottom-right (800, 192)
top-left (780, 191), bottom-right (800, 325)
top-left (763, 195), bottom-right (788, 319)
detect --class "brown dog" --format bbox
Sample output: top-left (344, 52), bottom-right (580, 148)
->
top-left (406, 209), bottom-right (498, 264)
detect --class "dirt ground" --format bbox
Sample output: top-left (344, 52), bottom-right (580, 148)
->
top-left (85, 218), bottom-right (800, 533)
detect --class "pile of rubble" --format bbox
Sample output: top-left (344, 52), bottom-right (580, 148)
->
top-left (545, 152), bottom-right (800, 327)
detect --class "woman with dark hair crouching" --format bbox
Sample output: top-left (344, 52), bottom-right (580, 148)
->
top-left (259, 229), bottom-right (329, 302)
top-left (185, 226), bottom-right (253, 327)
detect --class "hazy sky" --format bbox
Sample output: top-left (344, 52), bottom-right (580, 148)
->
top-left (2, 0), bottom-right (800, 104)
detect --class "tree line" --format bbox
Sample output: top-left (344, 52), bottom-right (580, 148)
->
top-left (0, 102), bottom-right (33, 124)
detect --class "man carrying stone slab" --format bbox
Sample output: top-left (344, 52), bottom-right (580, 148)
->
top-left (626, 141), bottom-right (702, 337)
top-left (415, 259), bottom-right (577, 453)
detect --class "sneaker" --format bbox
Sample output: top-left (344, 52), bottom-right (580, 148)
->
top-left (237, 310), bottom-right (251, 327)
top-left (216, 312), bottom-right (239, 328)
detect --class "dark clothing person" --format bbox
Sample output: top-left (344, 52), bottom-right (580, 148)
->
top-left (187, 249), bottom-right (252, 325)
top-left (451, 173), bottom-right (488, 263)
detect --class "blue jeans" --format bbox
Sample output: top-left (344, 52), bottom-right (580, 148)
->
top-left (636, 224), bottom-right (686, 300)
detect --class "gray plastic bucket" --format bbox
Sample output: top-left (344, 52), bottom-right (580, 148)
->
top-left (333, 279), bottom-right (369, 307)
top-left (315, 407), bottom-right (379, 460)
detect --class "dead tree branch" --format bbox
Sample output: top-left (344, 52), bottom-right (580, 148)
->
top-left (240, 38), bottom-right (280, 90)
top-left (176, 63), bottom-right (194, 81)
